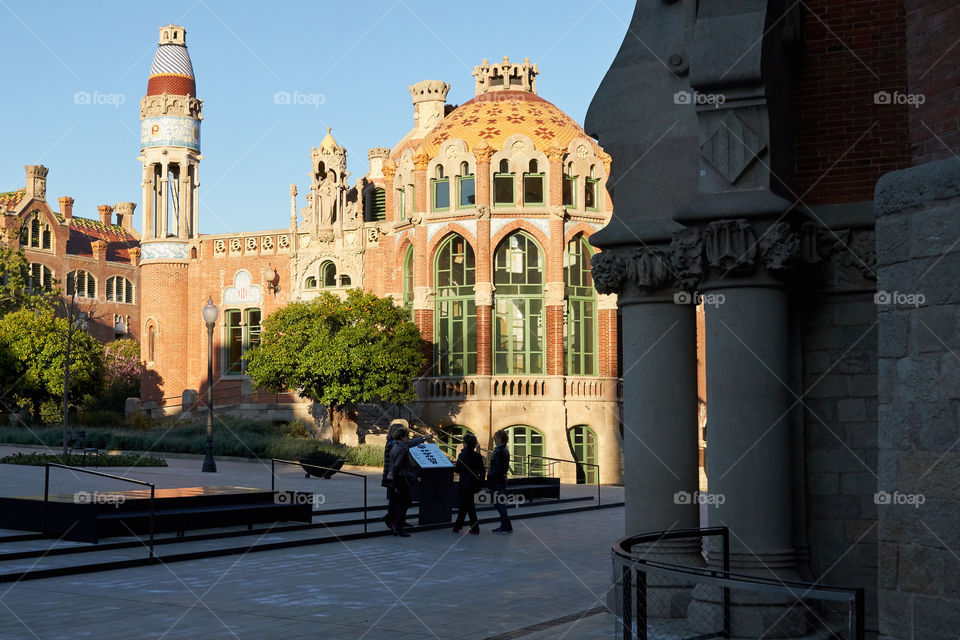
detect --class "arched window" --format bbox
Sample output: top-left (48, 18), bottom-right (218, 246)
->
top-left (27, 263), bottom-right (53, 292)
top-left (494, 159), bottom-right (514, 206)
top-left (434, 234), bottom-right (477, 376)
top-left (305, 276), bottom-right (317, 289)
top-left (493, 231), bottom-right (544, 374)
top-left (432, 165), bottom-right (450, 211)
top-left (506, 425), bottom-right (546, 477)
top-left (20, 213), bottom-right (52, 250)
top-left (523, 159), bottom-right (544, 206)
top-left (563, 161), bottom-right (577, 207)
top-left (437, 425), bottom-right (476, 459)
top-left (321, 261), bottom-right (337, 288)
top-left (457, 161), bottom-right (475, 208)
top-left (224, 308), bottom-right (261, 375)
top-left (565, 236), bottom-right (597, 376)
top-left (66, 270), bottom-right (96, 299)
top-left (148, 324), bottom-right (156, 362)
top-left (585, 165), bottom-right (599, 211)
top-left (402, 246), bottom-right (414, 320)
top-left (106, 275), bottom-right (134, 304)
top-left (568, 425), bottom-right (598, 484)
top-left (340, 274), bottom-right (352, 287)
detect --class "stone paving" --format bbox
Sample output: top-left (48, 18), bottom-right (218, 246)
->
top-left (0, 447), bottom-right (625, 639)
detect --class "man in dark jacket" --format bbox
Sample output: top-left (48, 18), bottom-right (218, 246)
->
top-left (487, 429), bottom-right (512, 533)
top-left (387, 427), bottom-right (424, 537)
top-left (382, 425), bottom-right (426, 531)
top-left (452, 434), bottom-right (485, 534)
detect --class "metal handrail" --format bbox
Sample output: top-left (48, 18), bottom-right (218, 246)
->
top-left (612, 527), bottom-right (864, 640)
top-left (44, 463), bottom-right (156, 558)
top-left (523, 453), bottom-right (602, 507)
top-left (270, 459), bottom-right (368, 536)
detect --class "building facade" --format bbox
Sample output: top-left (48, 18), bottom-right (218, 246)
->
top-left (131, 28), bottom-right (624, 482)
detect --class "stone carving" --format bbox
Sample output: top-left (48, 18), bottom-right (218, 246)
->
top-left (382, 163), bottom-right (397, 180)
top-left (703, 219), bottom-right (757, 272)
top-left (213, 239), bottom-right (226, 255)
top-left (576, 145), bottom-right (588, 159)
top-left (278, 235), bottom-right (290, 250)
top-left (413, 153), bottom-right (431, 171)
top-left (367, 227), bottom-right (380, 244)
top-left (545, 145), bottom-right (566, 162)
top-left (512, 140), bottom-right (526, 153)
top-left (626, 246), bottom-right (674, 290)
top-left (140, 94), bottom-right (203, 119)
top-left (816, 227), bottom-right (878, 288)
top-left (34, 178), bottom-right (46, 200)
top-left (318, 231), bottom-right (334, 243)
top-left (445, 144), bottom-right (458, 159)
top-left (758, 222), bottom-right (800, 271)
top-left (474, 282), bottom-right (494, 306)
top-left (245, 236), bottom-right (257, 253)
top-left (317, 172), bottom-right (336, 226)
top-left (473, 144), bottom-right (495, 163)
top-left (229, 237), bottom-right (241, 253)
top-left (548, 205), bottom-right (567, 220)
top-left (591, 250), bottom-right (626, 295)
top-left (669, 227), bottom-right (705, 290)
top-left (262, 236), bottom-right (274, 252)
top-left (413, 286), bottom-right (435, 309)
top-left (476, 205), bottom-right (491, 220)
top-left (701, 112), bottom-right (767, 184)
top-left (545, 282), bottom-right (565, 305)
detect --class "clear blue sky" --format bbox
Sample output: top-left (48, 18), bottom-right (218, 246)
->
top-left (0, 0), bottom-right (634, 234)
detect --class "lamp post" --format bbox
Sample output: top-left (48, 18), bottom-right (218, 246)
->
top-left (201, 297), bottom-right (218, 473)
top-left (61, 291), bottom-right (88, 458)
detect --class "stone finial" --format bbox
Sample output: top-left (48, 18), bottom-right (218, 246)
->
top-left (115, 202), bottom-right (136, 230)
top-left (24, 165), bottom-right (49, 202)
top-left (408, 80), bottom-right (450, 105)
top-left (158, 24), bottom-right (186, 46)
top-left (97, 204), bottom-right (114, 226)
top-left (59, 196), bottom-right (75, 220)
top-left (367, 148), bottom-right (391, 179)
top-left (409, 80), bottom-right (450, 136)
top-left (368, 147), bottom-right (391, 159)
top-left (472, 56), bottom-right (539, 96)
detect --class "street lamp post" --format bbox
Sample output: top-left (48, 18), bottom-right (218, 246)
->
top-left (61, 292), bottom-right (88, 458)
top-left (201, 297), bottom-right (218, 473)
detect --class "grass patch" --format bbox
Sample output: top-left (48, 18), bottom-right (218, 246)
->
top-left (0, 452), bottom-right (168, 467)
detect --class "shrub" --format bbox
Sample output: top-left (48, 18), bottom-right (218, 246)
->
top-left (0, 452), bottom-right (167, 467)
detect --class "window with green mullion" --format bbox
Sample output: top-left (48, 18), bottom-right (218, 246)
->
top-left (494, 159), bottom-right (514, 206)
top-left (523, 159), bottom-right (545, 206)
top-left (585, 178), bottom-right (599, 211)
top-left (563, 175), bottom-right (577, 207)
top-left (434, 234), bottom-right (477, 375)
top-left (458, 175), bottom-right (475, 208)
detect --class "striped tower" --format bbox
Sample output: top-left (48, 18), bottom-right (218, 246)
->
top-left (138, 24), bottom-right (202, 402)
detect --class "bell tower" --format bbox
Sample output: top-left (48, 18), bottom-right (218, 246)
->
top-left (138, 24), bottom-right (202, 256)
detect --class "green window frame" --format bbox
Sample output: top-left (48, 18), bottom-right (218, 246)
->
top-left (224, 307), bottom-right (261, 376)
top-left (585, 166), bottom-right (599, 211)
top-left (432, 166), bottom-right (450, 212)
top-left (370, 187), bottom-right (386, 221)
top-left (565, 236), bottom-right (597, 376)
top-left (402, 246), bottom-right (414, 320)
top-left (21, 213), bottom-right (52, 250)
top-left (437, 425), bottom-right (476, 459)
top-left (106, 275), bottom-right (134, 304)
top-left (434, 234), bottom-right (477, 376)
top-left (305, 276), bottom-right (317, 289)
top-left (28, 263), bottom-right (52, 292)
top-left (493, 159), bottom-right (515, 206)
top-left (523, 159), bottom-right (545, 206)
top-left (458, 162), bottom-right (476, 209)
top-left (494, 231), bottom-right (544, 374)
top-left (568, 425), bottom-right (598, 484)
top-left (563, 173), bottom-right (577, 207)
top-left (506, 425), bottom-right (547, 477)
top-left (66, 270), bottom-right (96, 299)
top-left (396, 186), bottom-right (406, 221)
top-left (321, 261), bottom-right (337, 288)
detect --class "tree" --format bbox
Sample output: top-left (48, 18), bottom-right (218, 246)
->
top-left (0, 241), bottom-right (56, 316)
top-left (0, 307), bottom-right (105, 423)
top-left (244, 289), bottom-right (426, 442)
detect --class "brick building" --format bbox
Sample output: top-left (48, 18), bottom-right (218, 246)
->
top-left (134, 27), bottom-right (624, 482)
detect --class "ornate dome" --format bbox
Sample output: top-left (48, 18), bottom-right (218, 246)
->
top-left (420, 91), bottom-right (597, 158)
top-left (147, 25), bottom-right (196, 97)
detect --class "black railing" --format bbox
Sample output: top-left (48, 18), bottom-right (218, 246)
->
top-left (43, 463), bottom-right (156, 557)
top-left (612, 526), bottom-right (864, 640)
top-left (270, 459), bottom-right (369, 536)
top-left (522, 453), bottom-right (601, 506)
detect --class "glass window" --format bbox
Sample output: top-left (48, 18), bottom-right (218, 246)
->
top-left (585, 165), bottom-right (599, 211)
top-left (434, 234), bottom-right (477, 376)
top-left (493, 232), bottom-right (544, 374)
top-left (106, 276), bottom-right (134, 304)
top-left (21, 214), bottom-right (52, 250)
top-left (148, 325), bottom-right (156, 362)
top-left (432, 165), bottom-right (450, 211)
top-left (402, 246), bottom-right (414, 320)
top-left (27, 263), bottom-right (52, 292)
top-left (396, 186), bottom-right (406, 221)
top-left (494, 159), bottom-right (514, 206)
top-left (506, 425), bottom-right (546, 477)
top-left (568, 425), bottom-right (598, 484)
top-left (458, 162), bottom-right (475, 208)
top-left (563, 164), bottom-right (577, 207)
top-left (340, 274), bottom-right (351, 287)
top-left (224, 308), bottom-right (261, 376)
top-left (437, 425), bottom-right (476, 459)
top-left (66, 270), bottom-right (96, 299)
top-left (523, 159), bottom-right (544, 206)
top-left (321, 261), bottom-right (337, 287)
top-left (305, 276), bottom-right (317, 289)
top-left (565, 236), bottom-right (597, 376)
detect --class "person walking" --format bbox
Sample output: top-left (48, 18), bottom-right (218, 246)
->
top-left (452, 434), bottom-right (485, 535)
top-left (383, 424), bottom-right (426, 531)
top-left (388, 427), bottom-right (418, 537)
top-left (488, 429), bottom-right (513, 533)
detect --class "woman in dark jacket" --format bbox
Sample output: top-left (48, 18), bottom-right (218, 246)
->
top-left (452, 434), bottom-right (485, 534)
top-left (383, 425), bottom-right (425, 531)
top-left (487, 429), bottom-right (512, 533)
top-left (388, 427), bottom-right (420, 537)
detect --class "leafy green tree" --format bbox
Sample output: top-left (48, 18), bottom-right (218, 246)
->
top-left (0, 307), bottom-right (105, 423)
top-left (0, 240), bottom-right (56, 316)
top-left (244, 289), bottom-right (425, 442)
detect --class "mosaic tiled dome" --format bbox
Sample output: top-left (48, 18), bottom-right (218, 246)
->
top-left (147, 25), bottom-right (196, 97)
top-left (421, 91), bottom-right (595, 158)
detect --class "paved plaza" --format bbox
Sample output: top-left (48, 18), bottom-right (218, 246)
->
top-left (0, 447), bottom-right (624, 639)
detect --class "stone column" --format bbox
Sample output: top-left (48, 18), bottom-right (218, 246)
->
top-left (159, 161), bottom-right (169, 238)
top-left (178, 170), bottom-right (190, 239)
top-left (382, 163), bottom-right (396, 223)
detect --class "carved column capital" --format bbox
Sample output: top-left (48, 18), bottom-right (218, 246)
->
top-left (413, 286), bottom-right (434, 310)
top-left (590, 250), bottom-right (626, 295)
top-left (474, 281), bottom-right (494, 306)
top-left (703, 219), bottom-right (757, 272)
top-left (476, 204), bottom-right (491, 220)
top-left (413, 153), bottom-right (431, 171)
top-left (545, 282), bottom-right (565, 306)
top-left (382, 162), bottom-right (397, 180)
top-left (549, 205), bottom-right (567, 220)
top-left (473, 143), bottom-right (495, 163)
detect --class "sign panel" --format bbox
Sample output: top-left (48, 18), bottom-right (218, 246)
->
top-left (409, 443), bottom-right (453, 468)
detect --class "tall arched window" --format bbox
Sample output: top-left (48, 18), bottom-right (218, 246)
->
top-left (434, 234), bottom-right (477, 376)
top-left (320, 261), bottom-right (337, 288)
top-left (494, 231), bottom-right (544, 374)
top-left (66, 270), bottom-right (96, 299)
top-left (224, 308), bottom-right (261, 375)
top-left (457, 161), bottom-right (475, 208)
top-left (568, 425), bottom-right (598, 484)
top-left (565, 236), bottom-right (597, 376)
top-left (402, 246), bottom-right (414, 320)
top-left (563, 161), bottom-right (577, 207)
top-left (523, 159), bottom-right (545, 206)
top-left (20, 213), bottom-right (52, 250)
top-left (506, 425), bottom-right (546, 477)
top-left (148, 325), bottom-right (156, 362)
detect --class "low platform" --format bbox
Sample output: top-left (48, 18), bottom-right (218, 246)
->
top-left (507, 476), bottom-right (561, 501)
top-left (0, 486), bottom-right (312, 543)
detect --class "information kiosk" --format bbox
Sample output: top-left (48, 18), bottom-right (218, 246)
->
top-left (409, 443), bottom-right (456, 525)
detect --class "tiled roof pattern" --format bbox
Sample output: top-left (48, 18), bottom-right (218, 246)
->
top-left (66, 216), bottom-right (139, 263)
top-left (0, 188), bottom-right (25, 213)
top-left (147, 43), bottom-right (196, 96)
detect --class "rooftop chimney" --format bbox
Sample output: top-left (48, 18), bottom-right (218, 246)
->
top-left (59, 196), bottom-right (74, 220)
top-left (367, 147), bottom-right (390, 179)
top-left (24, 165), bottom-right (49, 202)
top-left (114, 202), bottom-right (136, 230)
top-left (97, 204), bottom-right (114, 226)
top-left (409, 80), bottom-right (450, 136)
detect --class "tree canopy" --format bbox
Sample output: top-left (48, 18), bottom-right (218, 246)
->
top-left (244, 290), bottom-right (425, 439)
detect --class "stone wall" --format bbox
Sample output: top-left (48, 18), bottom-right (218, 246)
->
top-left (875, 157), bottom-right (960, 640)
